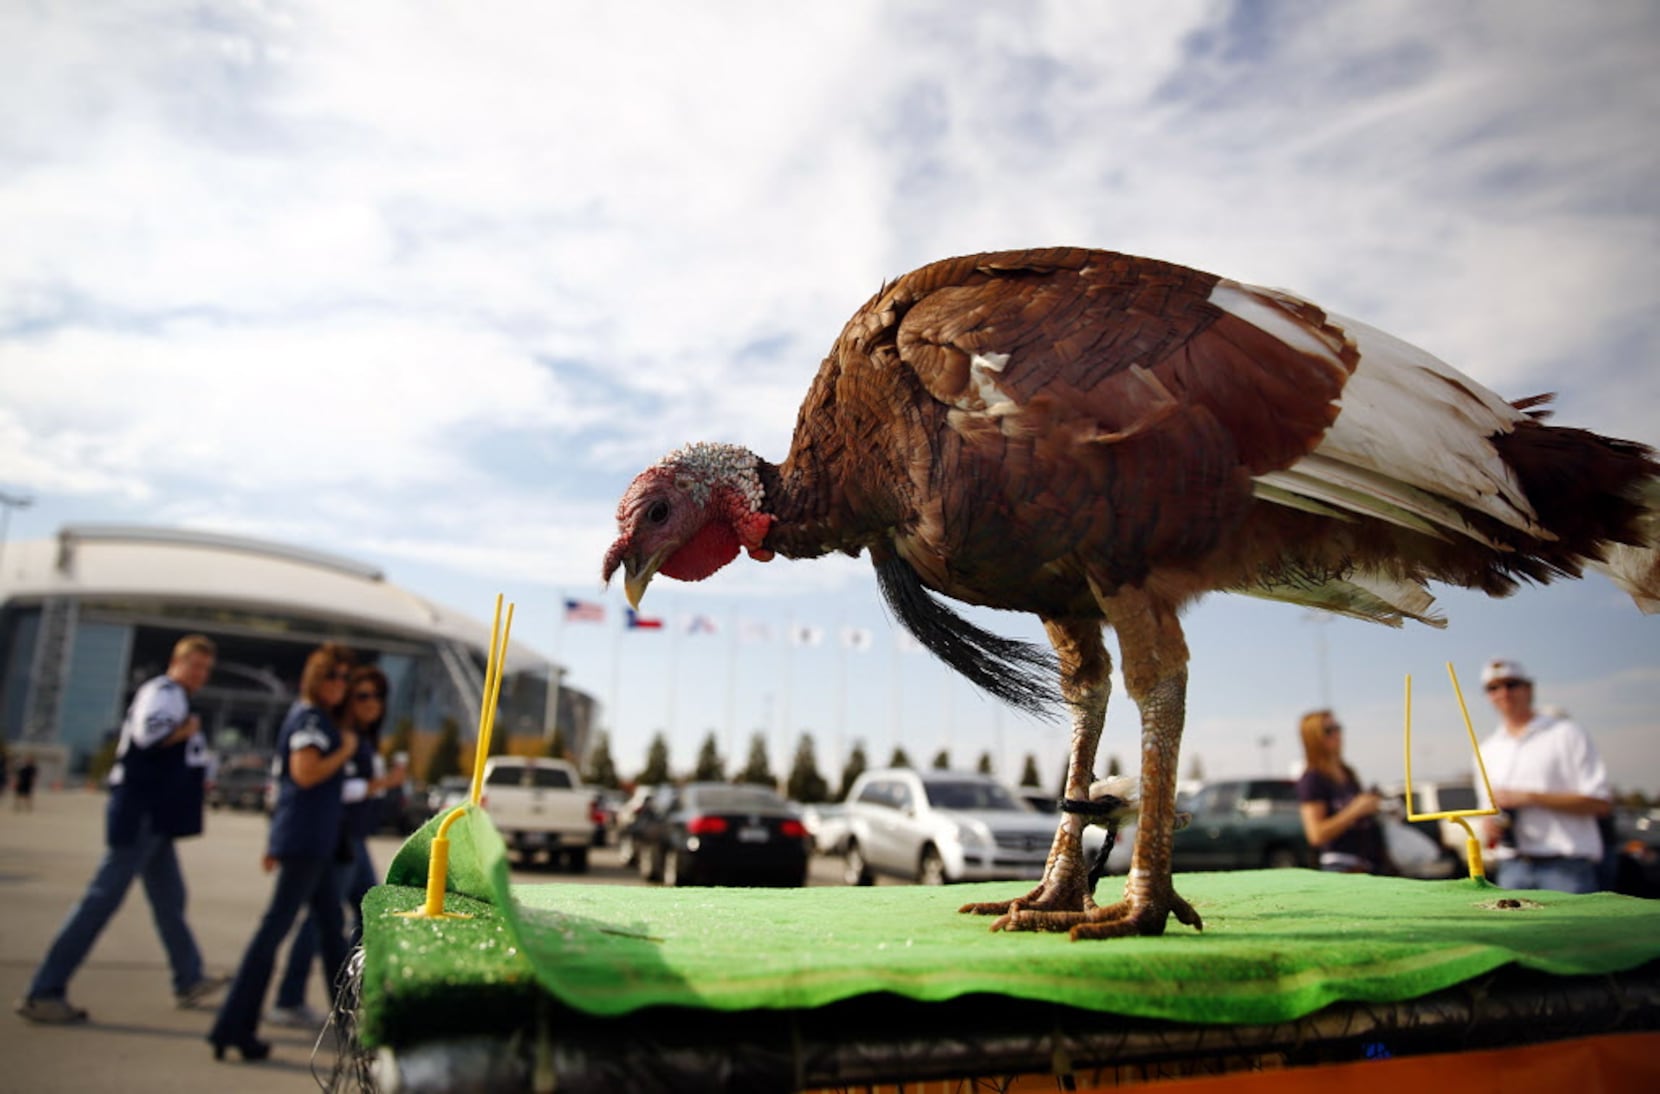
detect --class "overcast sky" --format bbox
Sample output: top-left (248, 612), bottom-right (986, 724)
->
top-left (3, 1), bottom-right (1657, 793)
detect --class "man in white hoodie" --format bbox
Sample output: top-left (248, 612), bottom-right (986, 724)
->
top-left (1475, 658), bottom-right (1612, 894)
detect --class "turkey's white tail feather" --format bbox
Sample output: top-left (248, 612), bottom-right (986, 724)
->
top-left (1314, 314), bottom-right (1546, 537)
top-left (1217, 283), bottom-right (1549, 544)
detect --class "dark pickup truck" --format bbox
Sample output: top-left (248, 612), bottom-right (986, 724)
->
top-left (1171, 778), bottom-right (1309, 870)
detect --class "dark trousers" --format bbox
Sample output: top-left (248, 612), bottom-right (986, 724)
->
top-left (274, 836), bottom-right (376, 1008)
top-left (209, 855), bottom-right (347, 1045)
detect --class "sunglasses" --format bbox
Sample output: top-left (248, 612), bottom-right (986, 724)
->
top-left (1323, 723), bottom-right (1343, 736)
top-left (352, 690), bottom-right (384, 703)
top-left (326, 668), bottom-right (351, 681)
top-left (1485, 679), bottom-right (1527, 693)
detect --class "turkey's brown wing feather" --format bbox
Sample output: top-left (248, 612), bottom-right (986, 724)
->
top-left (843, 249), bottom-right (1359, 598)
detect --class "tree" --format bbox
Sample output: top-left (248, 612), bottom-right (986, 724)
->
top-left (427, 718), bottom-right (464, 784)
top-left (736, 731), bottom-right (776, 788)
top-left (638, 732), bottom-right (672, 786)
top-left (975, 750), bottom-right (994, 776)
top-left (838, 741), bottom-right (868, 800)
top-left (583, 730), bottom-right (620, 789)
top-left (930, 748), bottom-right (951, 770)
top-left (786, 734), bottom-right (831, 803)
top-left (888, 746), bottom-right (913, 769)
top-left (692, 731), bottom-right (725, 782)
top-left (1019, 753), bottom-right (1042, 788)
top-left (1187, 754), bottom-right (1205, 782)
top-left (1106, 754), bottom-right (1122, 778)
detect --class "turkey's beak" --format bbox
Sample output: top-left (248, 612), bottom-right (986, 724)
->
top-left (602, 536), bottom-right (661, 608)
top-left (622, 552), bottom-right (665, 610)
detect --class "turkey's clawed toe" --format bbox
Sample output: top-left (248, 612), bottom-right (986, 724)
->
top-left (959, 874), bottom-right (1095, 931)
top-left (1067, 889), bottom-right (1202, 941)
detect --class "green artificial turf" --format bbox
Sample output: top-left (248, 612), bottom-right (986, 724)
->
top-left (358, 806), bottom-right (1660, 1048)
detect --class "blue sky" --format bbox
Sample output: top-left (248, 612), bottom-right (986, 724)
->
top-left (2, 2), bottom-right (1657, 792)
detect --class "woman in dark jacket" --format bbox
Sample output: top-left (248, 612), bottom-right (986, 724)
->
top-left (268, 664), bottom-right (405, 1027)
top-left (208, 643), bottom-right (358, 1061)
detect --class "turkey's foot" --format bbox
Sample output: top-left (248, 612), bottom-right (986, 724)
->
top-left (1067, 887), bottom-right (1202, 941)
top-left (959, 874), bottom-right (1095, 932)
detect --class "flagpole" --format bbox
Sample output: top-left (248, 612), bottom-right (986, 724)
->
top-left (608, 611), bottom-right (623, 767)
top-left (781, 618), bottom-right (795, 760)
top-left (835, 622), bottom-right (848, 787)
top-left (890, 639), bottom-right (902, 763)
top-left (724, 605), bottom-right (738, 770)
top-left (546, 597), bottom-right (566, 754)
top-left (665, 609), bottom-right (680, 745)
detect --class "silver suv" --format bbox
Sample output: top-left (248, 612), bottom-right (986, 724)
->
top-left (842, 768), bottom-right (1060, 885)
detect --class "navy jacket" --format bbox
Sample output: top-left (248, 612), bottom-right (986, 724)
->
top-left (267, 702), bottom-right (347, 859)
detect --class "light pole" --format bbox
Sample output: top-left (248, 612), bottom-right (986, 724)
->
top-left (0, 489), bottom-right (34, 585)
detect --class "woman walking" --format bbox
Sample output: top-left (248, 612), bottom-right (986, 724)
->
top-left (208, 643), bottom-right (358, 1062)
top-left (268, 664), bottom-right (404, 1028)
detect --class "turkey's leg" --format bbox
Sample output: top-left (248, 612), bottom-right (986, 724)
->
top-left (960, 618), bottom-right (1109, 927)
top-left (1070, 592), bottom-right (1201, 940)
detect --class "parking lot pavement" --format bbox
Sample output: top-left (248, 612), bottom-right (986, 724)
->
top-left (0, 791), bottom-right (866, 1091)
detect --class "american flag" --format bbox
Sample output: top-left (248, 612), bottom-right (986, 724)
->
top-left (563, 598), bottom-right (605, 623)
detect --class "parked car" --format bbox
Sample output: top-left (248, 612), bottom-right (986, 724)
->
top-left (478, 756), bottom-right (602, 872)
top-left (426, 775), bottom-right (472, 818)
top-left (374, 777), bottom-right (426, 835)
top-left (1609, 806), bottom-right (1660, 898)
top-left (801, 803), bottom-right (852, 855)
top-left (842, 769), bottom-right (1060, 885)
top-left (592, 788), bottom-right (626, 846)
top-left (633, 782), bottom-right (810, 887)
top-left (206, 762), bottom-right (272, 812)
top-left (1385, 777), bottom-right (1484, 866)
top-left (1170, 778), bottom-right (1309, 870)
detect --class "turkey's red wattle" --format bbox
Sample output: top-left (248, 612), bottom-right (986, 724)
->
top-left (661, 520), bottom-right (741, 582)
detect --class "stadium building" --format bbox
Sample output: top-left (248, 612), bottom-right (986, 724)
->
top-left (0, 525), bottom-right (595, 780)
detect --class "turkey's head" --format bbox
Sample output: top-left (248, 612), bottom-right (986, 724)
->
top-left (602, 442), bottom-right (776, 607)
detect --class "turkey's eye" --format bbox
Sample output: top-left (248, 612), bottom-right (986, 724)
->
top-left (646, 500), bottom-right (671, 524)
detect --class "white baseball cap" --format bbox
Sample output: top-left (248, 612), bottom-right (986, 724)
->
top-left (1480, 658), bottom-right (1531, 686)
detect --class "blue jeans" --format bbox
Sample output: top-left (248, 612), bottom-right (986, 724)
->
top-left (273, 837), bottom-right (375, 1008)
top-left (28, 813), bottom-right (204, 1000)
top-left (1495, 856), bottom-right (1600, 894)
top-left (208, 855), bottom-right (347, 1045)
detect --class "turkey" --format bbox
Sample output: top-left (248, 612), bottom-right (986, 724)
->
top-left (602, 247), bottom-right (1659, 940)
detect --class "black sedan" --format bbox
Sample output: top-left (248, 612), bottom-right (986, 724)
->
top-left (634, 783), bottom-right (811, 888)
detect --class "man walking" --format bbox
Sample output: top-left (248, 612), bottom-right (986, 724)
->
top-left (16, 634), bottom-right (227, 1023)
top-left (1476, 658), bottom-right (1613, 894)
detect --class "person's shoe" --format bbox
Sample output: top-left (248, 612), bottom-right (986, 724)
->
top-left (209, 1035), bottom-right (271, 1062)
top-left (16, 997), bottom-right (89, 1024)
top-left (175, 974), bottom-right (229, 1008)
top-left (265, 1003), bottom-right (324, 1028)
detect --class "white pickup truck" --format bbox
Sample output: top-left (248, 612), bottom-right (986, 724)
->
top-left (479, 756), bottom-right (601, 872)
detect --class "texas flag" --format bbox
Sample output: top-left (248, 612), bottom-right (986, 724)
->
top-left (625, 608), bottom-right (665, 630)
top-left (684, 614), bottom-right (719, 636)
